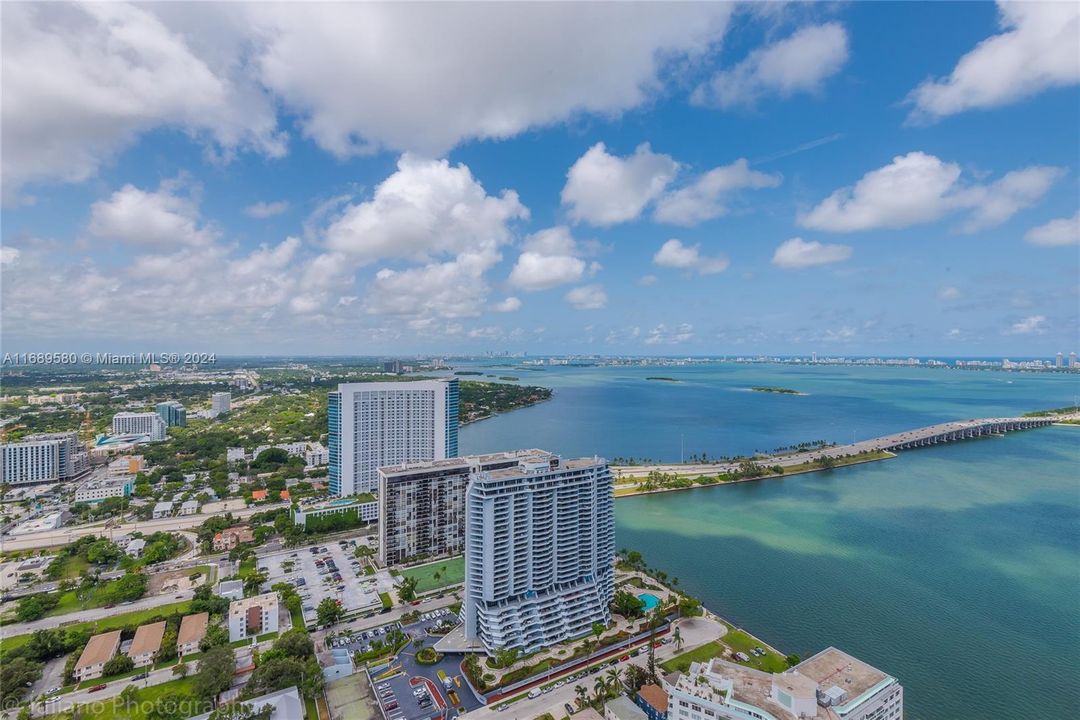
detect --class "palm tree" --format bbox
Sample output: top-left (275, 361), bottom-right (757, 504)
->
top-left (593, 676), bottom-right (608, 706)
top-left (605, 667), bottom-right (621, 694)
top-left (673, 626), bottom-right (683, 650)
top-left (575, 685), bottom-right (588, 709)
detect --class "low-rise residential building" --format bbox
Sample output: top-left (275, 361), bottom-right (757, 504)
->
top-left (291, 497), bottom-right (378, 529)
top-left (128, 621), bottom-right (166, 667)
top-left (637, 684), bottom-right (669, 720)
top-left (667, 649), bottom-right (903, 720)
top-left (152, 501), bottom-right (174, 518)
top-left (227, 447), bottom-right (248, 463)
top-left (607, 696), bottom-right (649, 720)
top-left (179, 499), bottom-right (200, 516)
top-left (212, 527), bottom-right (254, 552)
top-left (212, 526), bottom-right (255, 552)
top-left (304, 443), bottom-right (329, 467)
top-left (74, 630), bottom-right (122, 681)
top-left (126, 538), bottom-right (146, 558)
top-left (217, 579), bottom-right (243, 601)
top-left (108, 455), bottom-right (145, 477)
top-left (74, 476), bottom-right (134, 503)
top-left (190, 686), bottom-right (303, 720)
top-left (177, 613), bottom-right (209, 657)
top-left (228, 592), bottom-right (279, 642)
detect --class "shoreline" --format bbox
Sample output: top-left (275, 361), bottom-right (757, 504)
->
top-left (612, 451), bottom-right (895, 499)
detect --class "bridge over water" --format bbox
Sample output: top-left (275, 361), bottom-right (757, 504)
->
top-left (613, 416), bottom-right (1059, 479)
top-left (869, 417), bottom-right (1054, 451)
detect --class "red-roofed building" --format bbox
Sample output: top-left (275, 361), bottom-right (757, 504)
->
top-left (251, 489), bottom-right (268, 501)
top-left (636, 684), bottom-right (668, 720)
top-left (279, 490), bottom-right (290, 500)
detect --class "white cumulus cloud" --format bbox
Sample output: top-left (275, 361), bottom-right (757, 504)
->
top-left (1025, 211), bottom-right (1080, 247)
top-left (565, 284), bottom-right (608, 310)
top-left (645, 323), bottom-right (695, 345)
top-left (508, 226), bottom-right (593, 291)
top-left (653, 239), bottom-right (729, 275)
top-left (1006, 314), bottom-right (1047, 335)
top-left (1, 2), bottom-right (283, 202)
top-left (694, 23), bottom-right (849, 108)
top-left (491, 297), bottom-right (522, 313)
top-left (244, 200), bottom-right (290, 219)
top-left (326, 155), bottom-right (528, 265)
top-left (771, 237), bottom-right (852, 269)
top-left (654, 159), bottom-right (781, 226)
top-left (938, 286), bottom-right (961, 301)
top-left (906, 2), bottom-right (1080, 122)
top-left (248, 3), bottom-right (733, 158)
top-left (89, 179), bottom-right (217, 247)
top-left (799, 151), bottom-right (1063, 233)
top-left (561, 143), bottom-right (679, 226)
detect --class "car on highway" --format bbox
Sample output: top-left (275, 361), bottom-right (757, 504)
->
top-left (88, 684), bottom-right (107, 693)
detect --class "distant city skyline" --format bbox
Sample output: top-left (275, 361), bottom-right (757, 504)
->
top-left (1, 2), bottom-right (1077, 356)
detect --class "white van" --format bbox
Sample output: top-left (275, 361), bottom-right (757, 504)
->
top-left (527, 688), bottom-right (542, 699)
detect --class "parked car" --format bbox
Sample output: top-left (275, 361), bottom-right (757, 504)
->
top-left (88, 685), bottom-right (107, 693)
top-left (565, 703), bottom-right (576, 716)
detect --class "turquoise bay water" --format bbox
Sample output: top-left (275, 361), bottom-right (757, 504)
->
top-left (458, 363), bottom-right (1080, 720)
top-left (615, 427), bottom-right (1079, 720)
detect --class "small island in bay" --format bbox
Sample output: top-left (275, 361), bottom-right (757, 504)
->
top-left (751, 386), bottom-right (803, 395)
top-left (454, 370), bottom-right (484, 376)
top-left (646, 376), bottom-right (679, 382)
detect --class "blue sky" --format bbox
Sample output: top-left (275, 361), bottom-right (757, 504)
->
top-left (2, 1), bottom-right (1078, 357)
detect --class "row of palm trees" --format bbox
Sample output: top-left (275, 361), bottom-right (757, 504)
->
top-left (573, 666), bottom-right (624, 710)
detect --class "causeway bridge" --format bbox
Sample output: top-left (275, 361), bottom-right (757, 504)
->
top-left (872, 417), bottom-right (1054, 451)
top-left (612, 416), bottom-right (1059, 479)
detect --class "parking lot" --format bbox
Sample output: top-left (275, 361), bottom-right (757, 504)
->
top-left (362, 612), bottom-right (483, 720)
top-left (256, 538), bottom-right (397, 625)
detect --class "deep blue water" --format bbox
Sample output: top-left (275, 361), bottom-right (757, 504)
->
top-left (460, 363), bottom-right (1078, 461)
top-left (457, 363), bottom-right (1080, 720)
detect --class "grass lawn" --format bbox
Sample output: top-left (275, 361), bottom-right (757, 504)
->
top-left (96, 677), bottom-right (203, 720)
top-left (238, 556), bottom-right (257, 578)
top-left (52, 555), bottom-right (91, 580)
top-left (305, 695), bottom-right (320, 720)
top-left (0, 600), bottom-right (193, 655)
top-left (660, 640), bottom-right (727, 673)
top-left (43, 677), bottom-right (204, 720)
top-left (291, 604), bottom-right (305, 630)
top-left (257, 631), bottom-right (279, 642)
top-left (379, 592), bottom-right (392, 610)
top-left (399, 556), bottom-right (465, 593)
top-left (660, 626), bottom-right (790, 674)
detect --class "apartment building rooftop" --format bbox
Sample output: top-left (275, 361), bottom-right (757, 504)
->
top-left (676, 658), bottom-right (816, 720)
top-left (794, 646), bottom-right (895, 705)
top-left (229, 592), bottom-right (279, 617)
top-left (75, 630), bottom-right (121, 671)
top-left (379, 448), bottom-right (553, 476)
top-left (178, 613), bottom-right (209, 646)
top-left (129, 621), bottom-right (166, 657)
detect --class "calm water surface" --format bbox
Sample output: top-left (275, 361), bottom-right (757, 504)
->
top-left (458, 364), bottom-right (1080, 720)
